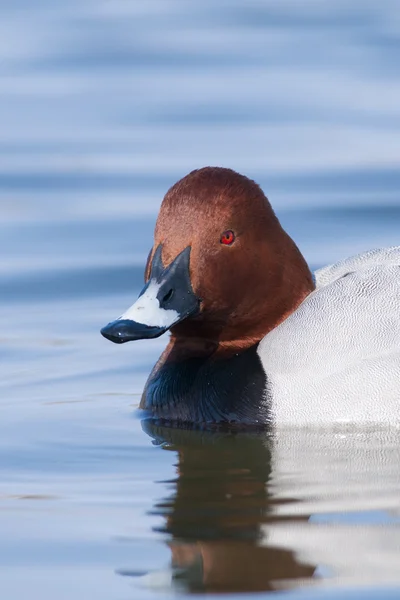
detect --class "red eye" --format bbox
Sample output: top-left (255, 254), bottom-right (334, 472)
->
top-left (220, 230), bottom-right (235, 245)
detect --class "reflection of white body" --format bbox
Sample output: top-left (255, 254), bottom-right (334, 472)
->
top-left (262, 428), bottom-right (400, 588)
top-left (139, 428), bottom-right (400, 594)
top-left (258, 247), bottom-right (400, 424)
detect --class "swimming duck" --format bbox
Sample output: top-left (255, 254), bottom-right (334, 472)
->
top-left (101, 167), bottom-right (400, 426)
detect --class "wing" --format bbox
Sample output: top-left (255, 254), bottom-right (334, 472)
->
top-left (315, 246), bottom-right (400, 288)
top-left (258, 248), bottom-right (400, 423)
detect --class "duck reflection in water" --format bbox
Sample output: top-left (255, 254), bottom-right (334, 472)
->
top-left (141, 421), bottom-right (315, 594)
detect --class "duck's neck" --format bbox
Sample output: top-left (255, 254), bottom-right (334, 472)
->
top-left (139, 338), bottom-right (269, 428)
top-left (139, 235), bottom-right (315, 428)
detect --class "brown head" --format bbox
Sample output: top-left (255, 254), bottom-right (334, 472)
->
top-left (101, 167), bottom-right (315, 353)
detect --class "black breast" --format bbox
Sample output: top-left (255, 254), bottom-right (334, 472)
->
top-left (140, 344), bottom-right (270, 428)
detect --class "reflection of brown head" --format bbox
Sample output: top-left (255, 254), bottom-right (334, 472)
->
top-left (148, 426), bottom-right (315, 594)
top-left (149, 167), bottom-right (314, 348)
top-left (169, 540), bottom-right (316, 594)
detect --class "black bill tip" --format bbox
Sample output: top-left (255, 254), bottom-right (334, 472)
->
top-left (100, 319), bottom-right (167, 344)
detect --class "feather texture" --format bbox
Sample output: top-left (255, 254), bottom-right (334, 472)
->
top-left (258, 247), bottom-right (400, 424)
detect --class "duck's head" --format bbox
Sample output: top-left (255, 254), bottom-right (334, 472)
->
top-left (101, 167), bottom-right (314, 351)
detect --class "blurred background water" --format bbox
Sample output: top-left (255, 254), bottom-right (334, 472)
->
top-left (0, 1), bottom-right (400, 598)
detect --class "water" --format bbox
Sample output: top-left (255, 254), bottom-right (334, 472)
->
top-left (1, 1), bottom-right (400, 598)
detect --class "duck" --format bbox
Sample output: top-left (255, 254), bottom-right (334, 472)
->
top-left (101, 167), bottom-right (400, 427)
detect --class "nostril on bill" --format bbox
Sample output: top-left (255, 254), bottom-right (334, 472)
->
top-left (162, 289), bottom-right (174, 304)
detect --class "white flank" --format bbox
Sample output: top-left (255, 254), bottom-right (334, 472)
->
top-left (119, 280), bottom-right (179, 328)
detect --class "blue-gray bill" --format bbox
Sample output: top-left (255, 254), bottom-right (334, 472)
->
top-left (100, 244), bottom-right (200, 344)
top-left (100, 319), bottom-right (167, 343)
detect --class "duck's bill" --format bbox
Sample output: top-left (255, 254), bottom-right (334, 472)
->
top-left (100, 245), bottom-right (200, 344)
top-left (100, 318), bottom-right (169, 343)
